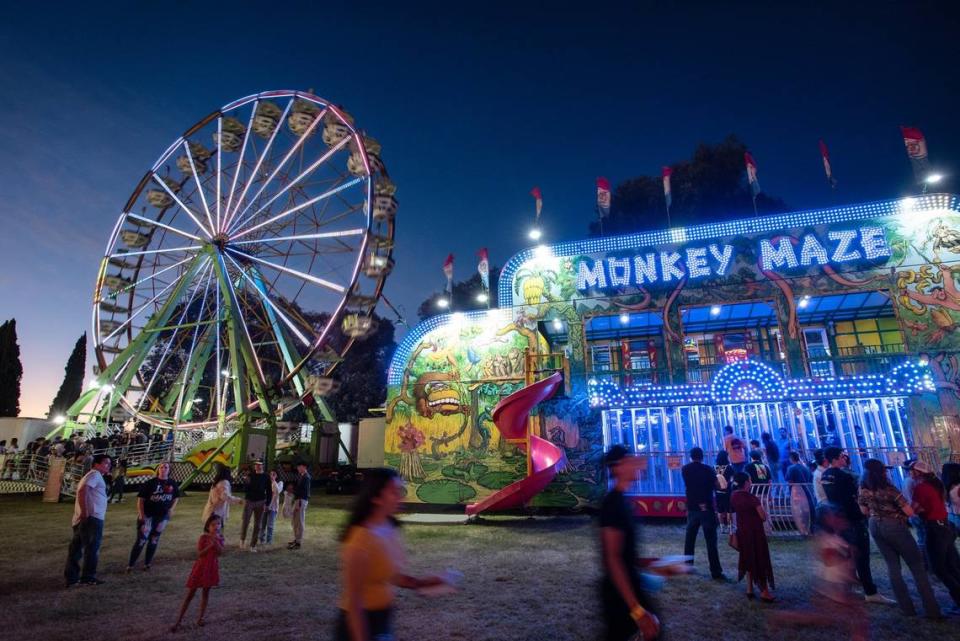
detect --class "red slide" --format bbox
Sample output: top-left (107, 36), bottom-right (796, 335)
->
top-left (466, 372), bottom-right (565, 516)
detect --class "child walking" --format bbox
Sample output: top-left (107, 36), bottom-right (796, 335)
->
top-left (172, 514), bottom-right (224, 632)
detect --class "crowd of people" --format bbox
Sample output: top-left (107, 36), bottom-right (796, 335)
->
top-left (668, 425), bottom-right (960, 641)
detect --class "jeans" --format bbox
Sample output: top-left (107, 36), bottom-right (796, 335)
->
top-left (260, 509), bottom-right (277, 544)
top-left (843, 519), bottom-right (877, 596)
top-left (684, 509), bottom-right (723, 578)
top-left (292, 499), bottom-right (308, 543)
top-left (241, 499), bottom-right (265, 546)
top-left (128, 514), bottom-right (169, 567)
top-left (910, 515), bottom-right (927, 564)
top-left (924, 521), bottom-right (960, 607)
top-left (869, 517), bottom-right (941, 617)
top-left (64, 517), bottom-right (104, 584)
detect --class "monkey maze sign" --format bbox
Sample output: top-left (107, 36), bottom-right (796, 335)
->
top-left (575, 225), bottom-right (893, 292)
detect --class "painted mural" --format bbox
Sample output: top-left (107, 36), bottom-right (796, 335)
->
top-left (387, 195), bottom-right (960, 507)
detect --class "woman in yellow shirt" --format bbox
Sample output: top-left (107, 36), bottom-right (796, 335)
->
top-left (337, 468), bottom-right (446, 641)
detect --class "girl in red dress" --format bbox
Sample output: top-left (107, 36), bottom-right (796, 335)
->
top-left (731, 472), bottom-right (776, 602)
top-left (171, 514), bottom-right (225, 631)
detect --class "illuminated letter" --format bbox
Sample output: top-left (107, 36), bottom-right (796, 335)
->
top-left (633, 253), bottom-right (658, 285)
top-left (828, 229), bottom-right (861, 262)
top-left (577, 259), bottom-right (607, 290)
top-left (759, 238), bottom-right (799, 271)
top-left (686, 247), bottom-right (710, 278)
top-left (709, 244), bottom-right (733, 276)
top-left (660, 251), bottom-right (684, 282)
top-left (607, 257), bottom-right (631, 287)
top-left (799, 234), bottom-right (829, 266)
top-left (860, 226), bottom-right (893, 260)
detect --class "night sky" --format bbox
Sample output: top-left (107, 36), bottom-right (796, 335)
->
top-left (2, 2), bottom-right (958, 417)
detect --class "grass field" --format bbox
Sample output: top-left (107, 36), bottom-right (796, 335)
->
top-left (0, 492), bottom-right (956, 641)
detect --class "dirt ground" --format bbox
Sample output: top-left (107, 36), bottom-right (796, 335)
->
top-left (0, 493), bottom-right (956, 641)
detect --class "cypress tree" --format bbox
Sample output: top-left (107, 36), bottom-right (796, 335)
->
top-left (47, 333), bottom-right (87, 419)
top-left (0, 319), bottom-right (23, 417)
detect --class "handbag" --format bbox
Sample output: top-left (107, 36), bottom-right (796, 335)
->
top-left (728, 529), bottom-right (740, 551)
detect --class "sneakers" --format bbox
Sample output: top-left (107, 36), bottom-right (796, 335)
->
top-left (80, 578), bottom-right (105, 586)
top-left (125, 566), bottom-right (133, 574)
top-left (287, 541), bottom-right (301, 550)
top-left (249, 546), bottom-right (258, 553)
top-left (865, 593), bottom-right (896, 605)
top-left (143, 564), bottom-right (151, 571)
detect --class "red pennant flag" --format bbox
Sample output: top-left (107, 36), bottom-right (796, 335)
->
top-left (530, 186), bottom-right (543, 220)
top-left (818, 140), bottom-right (836, 187)
top-left (662, 167), bottom-right (672, 212)
top-left (596, 177), bottom-right (611, 218)
top-left (900, 126), bottom-right (930, 183)
top-left (477, 248), bottom-right (489, 291)
top-left (442, 254), bottom-right (454, 293)
top-left (744, 152), bottom-right (761, 197)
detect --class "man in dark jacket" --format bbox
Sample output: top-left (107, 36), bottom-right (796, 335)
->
top-left (288, 462), bottom-right (311, 550)
top-left (240, 460), bottom-right (271, 552)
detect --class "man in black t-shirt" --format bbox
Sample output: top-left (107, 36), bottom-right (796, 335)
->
top-left (599, 445), bottom-right (660, 641)
top-left (681, 447), bottom-right (724, 580)
top-left (127, 462), bottom-right (179, 571)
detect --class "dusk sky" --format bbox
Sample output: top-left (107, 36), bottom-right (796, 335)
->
top-left (2, 2), bottom-right (958, 417)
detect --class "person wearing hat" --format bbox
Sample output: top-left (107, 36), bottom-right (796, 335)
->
top-left (901, 458), bottom-right (928, 564)
top-left (909, 459), bottom-right (960, 612)
top-left (857, 458), bottom-right (941, 618)
top-left (289, 461), bottom-right (312, 550)
top-left (598, 445), bottom-right (661, 640)
top-left (240, 460), bottom-right (272, 552)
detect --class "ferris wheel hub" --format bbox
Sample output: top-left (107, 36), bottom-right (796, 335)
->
top-left (211, 233), bottom-right (230, 249)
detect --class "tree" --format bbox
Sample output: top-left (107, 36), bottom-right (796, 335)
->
top-left (324, 313), bottom-right (396, 423)
top-left (0, 318), bottom-right (23, 417)
top-left (47, 333), bottom-right (87, 419)
top-left (417, 266), bottom-right (501, 320)
top-left (588, 135), bottom-right (789, 237)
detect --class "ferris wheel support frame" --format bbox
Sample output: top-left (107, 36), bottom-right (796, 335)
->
top-left (54, 254), bottom-right (210, 438)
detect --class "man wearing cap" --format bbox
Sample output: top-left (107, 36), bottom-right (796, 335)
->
top-left (240, 460), bottom-right (271, 552)
top-left (902, 459), bottom-right (928, 564)
top-left (821, 447), bottom-right (895, 605)
top-left (910, 459), bottom-right (960, 611)
top-left (598, 445), bottom-right (661, 640)
top-left (288, 461), bottom-right (311, 550)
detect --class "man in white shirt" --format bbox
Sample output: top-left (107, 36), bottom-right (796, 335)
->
top-left (812, 448), bottom-right (829, 505)
top-left (64, 453), bottom-right (112, 587)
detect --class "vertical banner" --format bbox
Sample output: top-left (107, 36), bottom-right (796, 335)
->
top-left (530, 186), bottom-right (543, 222)
top-left (900, 125), bottom-right (930, 183)
top-left (596, 177), bottom-right (611, 218)
top-left (662, 167), bottom-right (673, 213)
top-left (442, 254), bottom-right (454, 294)
top-left (477, 248), bottom-right (489, 291)
top-left (819, 139), bottom-right (837, 187)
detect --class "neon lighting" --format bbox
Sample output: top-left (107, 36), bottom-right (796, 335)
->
top-left (799, 234), bottom-right (829, 266)
top-left (828, 229), bottom-right (861, 262)
top-left (759, 237), bottom-right (799, 271)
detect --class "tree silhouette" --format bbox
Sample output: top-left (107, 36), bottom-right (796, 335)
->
top-left (0, 319), bottom-right (23, 417)
top-left (588, 135), bottom-right (789, 237)
top-left (417, 266), bottom-right (501, 320)
top-left (47, 333), bottom-right (87, 419)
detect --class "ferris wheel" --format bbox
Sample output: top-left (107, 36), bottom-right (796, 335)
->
top-left (83, 90), bottom-right (396, 431)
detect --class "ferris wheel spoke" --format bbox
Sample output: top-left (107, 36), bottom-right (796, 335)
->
top-left (216, 254), bottom-right (267, 385)
top-left (100, 268), bottom-right (192, 342)
top-left (105, 255), bottom-right (196, 298)
top-left (230, 174), bottom-right (363, 241)
top-left (220, 99), bottom-right (295, 233)
top-left (227, 130), bottom-right (349, 236)
top-left (215, 118), bottom-right (222, 233)
top-left (229, 228), bottom-right (365, 246)
top-left (224, 253), bottom-right (311, 347)
top-left (151, 172), bottom-right (213, 238)
top-left (183, 141), bottom-right (216, 234)
top-left (221, 104), bottom-right (260, 232)
top-left (125, 213), bottom-right (203, 242)
top-left (109, 244), bottom-right (202, 259)
top-left (225, 247), bottom-right (346, 293)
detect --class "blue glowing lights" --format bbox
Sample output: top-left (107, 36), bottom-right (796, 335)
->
top-left (588, 359), bottom-right (937, 409)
